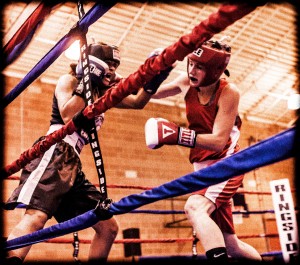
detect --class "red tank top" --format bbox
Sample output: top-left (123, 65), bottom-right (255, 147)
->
top-left (184, 78), bottom-right (242, 163)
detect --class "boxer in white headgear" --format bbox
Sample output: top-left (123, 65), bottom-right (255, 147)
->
top-left (4, 41), bottom-right (173, 264)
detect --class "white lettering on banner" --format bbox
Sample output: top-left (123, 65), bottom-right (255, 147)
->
top-left (270, 179), bottom-right (299, 263)
top-left (96, 159), bottom-right (102, 167)
top-left (100, 186), bottom-right (105, 194)
top-left (82, 58), bottom-right (87, 68)
top-left (90, 132), bottom-right (96, 140)
top-left (86, 90), bottom-right (91, 99)
top-left (100, 177), bottom-right (105, 184)
top-left (91, 141), bottom-right (98, 149)
top-left (80, 41), bottom-right (107, 197)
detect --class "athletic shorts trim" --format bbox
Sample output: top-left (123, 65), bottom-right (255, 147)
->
top-left (17, 143), bottom-right (57, 205)
top-left (4, 140), bottom-right (103, 221)
top-left (193, 159), bottom-right (244, 234)
top-left (47, 124), bottom-right (85, 156)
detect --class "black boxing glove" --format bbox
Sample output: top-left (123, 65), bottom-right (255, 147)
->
top-left (143, 48), bottom-right (173, 95)
top-left (72, 110), bottom-right (94, 132)
top-left (143, 66), bottom-right (173, 95)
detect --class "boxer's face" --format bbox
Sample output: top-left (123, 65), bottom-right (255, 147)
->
top-left (101, 60), bottom-right (119, 86)
top-left (188, 59), bottom-right (206, 88)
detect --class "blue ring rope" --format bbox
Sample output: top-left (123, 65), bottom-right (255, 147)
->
top-left (4, 126), bottom-right (295, 250)
top-left (1, 0), bottom-right (116, 109)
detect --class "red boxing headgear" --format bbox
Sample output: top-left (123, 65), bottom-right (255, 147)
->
top-left (188, 40), bottom-right (231, 86)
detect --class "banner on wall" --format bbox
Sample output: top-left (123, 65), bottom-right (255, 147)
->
top-left (270, 178), bottom-right (299, 263)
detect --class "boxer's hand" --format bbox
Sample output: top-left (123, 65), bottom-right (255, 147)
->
top-left (143, 67), bottom-right (173, 95)
top-left (145, 118), bottom-right (196, 149)
top-left (143, 48), bottom-right (173, 95)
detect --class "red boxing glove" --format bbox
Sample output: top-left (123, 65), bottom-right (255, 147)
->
top-left (145, 118), bottom-right (196, 149)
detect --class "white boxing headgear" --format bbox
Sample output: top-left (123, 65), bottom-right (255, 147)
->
top-left (76, 42), bottom-right (121, 88)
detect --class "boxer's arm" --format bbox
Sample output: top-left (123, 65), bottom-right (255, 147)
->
top-left (145, 84), bottom-right (240, 152)
top-left (115, 69), bottom-right (182, 109)
top-left (115, 88), bottom-right (152, 109)
top-left (56, 74), bottom-right (85, 124)
top-left (151, 72), bottom-right (189, 99)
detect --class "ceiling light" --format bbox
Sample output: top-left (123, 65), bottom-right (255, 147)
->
top-left (287, 93), bottom-right (300, 110)
top-left (64, 40), bottom-right (80, 61)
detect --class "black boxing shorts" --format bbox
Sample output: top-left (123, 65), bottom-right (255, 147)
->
top-left (4, 139), bottom-right (104, 222)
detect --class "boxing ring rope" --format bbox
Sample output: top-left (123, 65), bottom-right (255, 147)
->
top-left (2, 0), bottom-right (297, 260)
top-left (4, 126), bottom-right (296, 251)
top-left (3, 189), bottom-right (283, 254)
top-left (108, 127), bottom-right (295, 214)
top-left (41, 234), bottom-right (284, 260)
top-left (43, 235), bottom-right (281, 245)
top-left (1, 2), bottom-right (258, 178)
top-left (9, 176), bottom-right (292, 195)
top-left (1, 0), bottom-right (116, 109)
top-left (3, 202), bottom-right (284, 258)
top-left (130, 209), bottom-right (277, 215)
top-left (10, 203), bottom-right (278, 215)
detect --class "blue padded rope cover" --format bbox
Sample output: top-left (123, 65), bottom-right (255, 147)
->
top-left (1, 0), bottom-right (116, 109)
top-left (4, 210), bottom-right (100, 250)
top-left (130, 209), bottom-right (275, 215)
top-left (109, 127), bottom-right (295, 214)
top-left (4, 127), bottom-right (295, 250)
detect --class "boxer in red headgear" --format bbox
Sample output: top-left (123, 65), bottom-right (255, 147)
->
top-left (187, 39), bottom-right (231, 87)
top-left (145, 38), bottom-right (262, 262)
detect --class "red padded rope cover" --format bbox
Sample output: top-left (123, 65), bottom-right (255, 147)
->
top-left (2, 3), bottom-right (258, 177)
top-left (83, 3), bottom-right (257, 118)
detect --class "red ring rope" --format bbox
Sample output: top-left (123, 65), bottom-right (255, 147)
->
top-left (7, 176), bottom-right (297, 195)
top-left (45, 233), bottom-right (279, 245)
